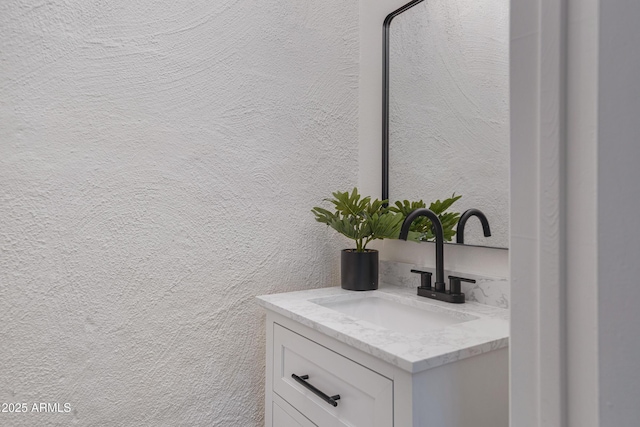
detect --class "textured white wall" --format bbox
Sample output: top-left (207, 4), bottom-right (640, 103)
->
top-left (388, 0), bottom-right (509, 247)
top-left (0, 1), bottom-right (358, 425)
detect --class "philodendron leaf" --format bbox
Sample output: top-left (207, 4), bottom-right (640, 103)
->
top-left (429, 194), bottom-right (462, 215)
top-left (328, 216), bottom-right (361, 240)
top-left (329, 188), bottom-right (371, 218)
top-left (312, 187), bottom-right (396, 252)
top-left (390, 200), bottom-right (425, 216)
top-left (388, 194), bottom-right (463, 242)
top-left (311, 207), bottom-right (338, 225)
top-left (370, 212), bottom-right (404, 240)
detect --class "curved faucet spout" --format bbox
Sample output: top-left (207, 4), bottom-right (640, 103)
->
top-left (399, 208), bottom-right (445, 291)
top-left (456, 209), bottom-right (491, 244)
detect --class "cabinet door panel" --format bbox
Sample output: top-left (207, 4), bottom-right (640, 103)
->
top-left (273, 323), bottom-right (393, 427)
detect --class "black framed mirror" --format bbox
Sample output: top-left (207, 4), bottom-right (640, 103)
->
top-left (382, 0), bottom-right (509, 249)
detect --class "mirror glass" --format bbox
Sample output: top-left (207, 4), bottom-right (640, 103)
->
top-left (384, 0), bottom-right (509, 248)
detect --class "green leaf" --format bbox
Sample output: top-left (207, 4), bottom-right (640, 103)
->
top-left (312, 188), bottom-right (400, 251)
top-left (388, 194), bottom-right (462, 242)
top-left (312, 188), bottom-right (463, 249)
top-left (429, 193), bottom-right (462, 215)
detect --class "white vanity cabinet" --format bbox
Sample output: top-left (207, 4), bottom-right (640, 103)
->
top-left (264, 310), bottom-right (508, 427)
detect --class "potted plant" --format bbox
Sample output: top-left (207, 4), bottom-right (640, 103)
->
top-left (312, 188), bottom-right (404, 291)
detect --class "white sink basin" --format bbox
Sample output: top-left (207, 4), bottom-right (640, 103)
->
top-left (311, 293), bottom-right (478, 334)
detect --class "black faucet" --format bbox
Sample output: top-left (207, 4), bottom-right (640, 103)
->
top-left (400, 208), bottom-right (470, 303)
top-left (399, 208), bottom-right (445, 291)
top-left (456, 209), bottom-right (491, 244)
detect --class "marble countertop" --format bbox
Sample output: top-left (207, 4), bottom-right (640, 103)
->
top-left (256, 285), bottom-right (509, 373)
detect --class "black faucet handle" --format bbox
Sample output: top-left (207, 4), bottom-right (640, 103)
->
top-left (411, 269), bottom-right (433, 289)
top-left (448, 275), bottom-right (476, 295)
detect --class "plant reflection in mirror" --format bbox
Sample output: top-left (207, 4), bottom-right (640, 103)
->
top-left (390, 194), bottom-right (462, 242)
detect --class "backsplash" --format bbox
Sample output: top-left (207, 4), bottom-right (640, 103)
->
top-left (379, 260), bottom-right (510, 309)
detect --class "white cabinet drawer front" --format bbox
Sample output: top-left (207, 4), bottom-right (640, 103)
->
top-left (273, 394), bottom-right (317, 427)
top-left (273, 323), bottom-right (393, 427)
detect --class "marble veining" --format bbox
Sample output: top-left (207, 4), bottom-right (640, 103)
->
top-left (380, 260), bottom-right (510, 309)
top-left (256, 284), bottom-right (508, 373)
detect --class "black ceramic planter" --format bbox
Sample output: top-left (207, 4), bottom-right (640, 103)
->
top-left (341, 249), bottom-right (378, 291)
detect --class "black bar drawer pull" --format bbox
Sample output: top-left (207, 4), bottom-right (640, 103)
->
top-left (291, 374), bottom-right (341, 407)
